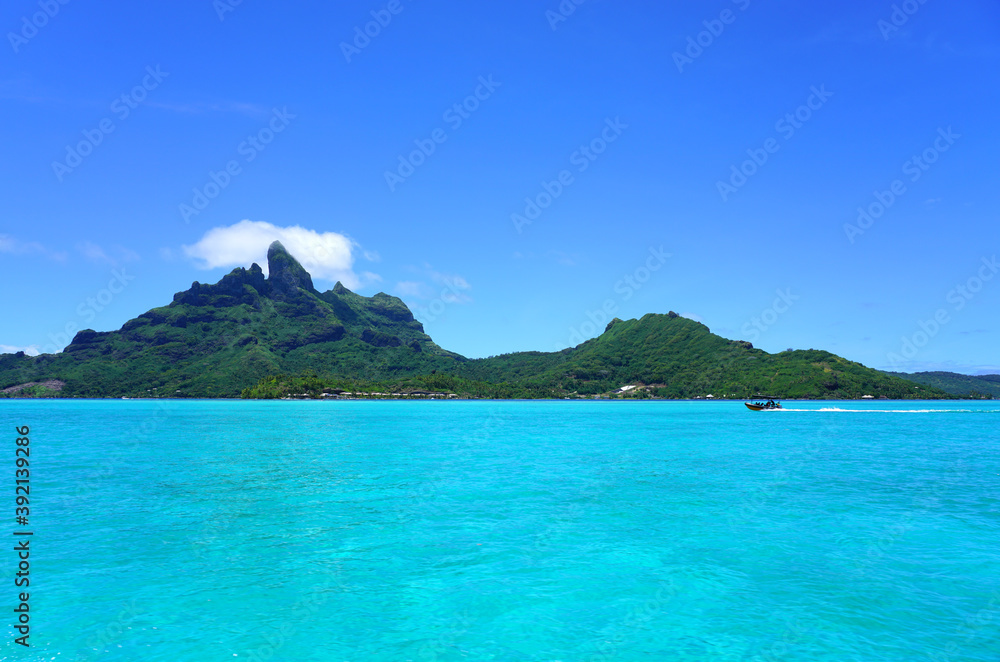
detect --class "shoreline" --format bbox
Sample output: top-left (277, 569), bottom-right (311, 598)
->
top-left (1, 396), bottom-right (989, 403)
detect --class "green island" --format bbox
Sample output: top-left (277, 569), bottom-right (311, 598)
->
top-left (1, 242), bottom-right (991, 400)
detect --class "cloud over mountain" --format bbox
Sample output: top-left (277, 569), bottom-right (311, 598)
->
top-left (182, 220), bottom-right (377, 289)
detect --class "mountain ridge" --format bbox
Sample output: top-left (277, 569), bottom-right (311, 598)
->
top-left (882, 371), bottom-right (1000, 398)
top-left (0, 242), bottom-right (954, 399)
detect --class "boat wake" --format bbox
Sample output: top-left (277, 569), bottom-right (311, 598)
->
top-left (776, 407), bottom-right (998, 414)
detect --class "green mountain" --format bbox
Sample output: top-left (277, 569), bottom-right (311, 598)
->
top-left (1, 241), bottom-right (464, 398)
top-left (460, 314), bottom-right (946, 399)
top-left (0, 242), bottom-right (951, 399)
top-left (883, 371), bottom-right (1000, 398)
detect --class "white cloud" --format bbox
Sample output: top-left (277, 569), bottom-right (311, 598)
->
top-left (182, 220), bottom-right (376, 289)
top-left (548, 250), bottom-right (580, 267)
top-left (77, 241), bottom-right (107, 262)
top-left (396, 265), bottom-right (472, 305)
top-left (430, 270), bottom-right (470, 290)
top-left (145, 100), bottom-right (271, 117)
top-left (0, 235), bottom-right (31, 253)
top-left (76, 241), bottom-right (140, 266)
top-left (395, 281), bottom-right (427, 298)
top-left (428, 269), bottom-right (472, 304)
top-left (0, 235), bottom-right (67, 261)
top-left (0, 344), bottom-right (40, 356)
top-left (681, 312), bottom-right (704, 322)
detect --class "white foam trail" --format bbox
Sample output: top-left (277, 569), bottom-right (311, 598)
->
top-left (774, 407), bottom-right (986, 413)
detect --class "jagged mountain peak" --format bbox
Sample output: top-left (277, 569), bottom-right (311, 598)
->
top-left (267, 240), bottom-right (314, 296)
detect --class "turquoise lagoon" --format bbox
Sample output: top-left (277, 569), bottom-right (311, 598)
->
top-left (2, 400), bottom-right (998, 661)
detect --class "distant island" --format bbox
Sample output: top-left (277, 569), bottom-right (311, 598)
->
top-left (0, 241), bottom-right (988, 400)
top-left (881, 371), bottom-right (1000, 399)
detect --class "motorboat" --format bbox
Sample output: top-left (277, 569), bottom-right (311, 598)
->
top-left (745, 398), bottom-right (781, 411)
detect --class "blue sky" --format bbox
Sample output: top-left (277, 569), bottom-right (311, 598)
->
top-left (2, 0), bottom-right (998, 373)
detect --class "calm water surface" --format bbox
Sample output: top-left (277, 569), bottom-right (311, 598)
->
top-left (1, 400), bottom-right (997, 661)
